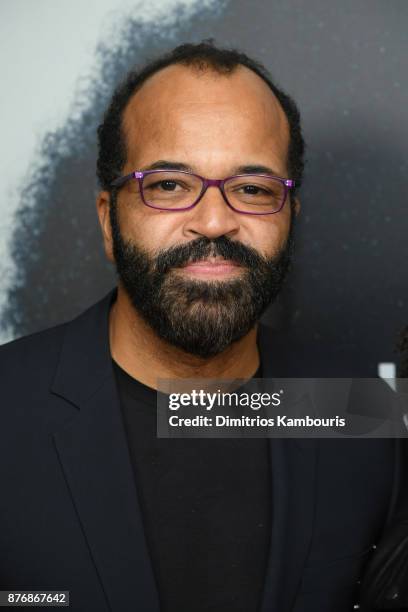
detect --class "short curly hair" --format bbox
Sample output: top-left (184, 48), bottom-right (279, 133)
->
top-left (97, 39), bottom-right (305, 197)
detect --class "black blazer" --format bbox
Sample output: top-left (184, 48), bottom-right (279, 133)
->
top-left (0, 287), bottom-right (403, 611)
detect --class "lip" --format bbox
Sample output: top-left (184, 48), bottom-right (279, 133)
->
top-left (178, 259), bottom-right (242, 276)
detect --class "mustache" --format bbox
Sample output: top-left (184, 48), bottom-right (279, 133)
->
top-left (153, 236), bottom-right (268, 275)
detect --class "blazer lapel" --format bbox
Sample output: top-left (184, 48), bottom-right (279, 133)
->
top-left (257, 323), bottom-right (318, 612)
top-left (51, 287), bottom-right (160, 612)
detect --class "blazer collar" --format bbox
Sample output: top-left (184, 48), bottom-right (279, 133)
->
top-left (50, 287), bottom-right (118, 405)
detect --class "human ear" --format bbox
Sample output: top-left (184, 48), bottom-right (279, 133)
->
top-left (96, 191), bottom-right (115, 263)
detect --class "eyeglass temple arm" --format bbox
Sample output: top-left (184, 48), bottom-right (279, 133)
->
top-left (111, 171), bottom-right (142, 188)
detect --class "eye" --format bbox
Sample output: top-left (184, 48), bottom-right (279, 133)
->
top-left (234, 183), bottom-right (271, 196)
top-left (145, 179), bottom-right (190, 192)
top-left (241, 184), bottom-right (268, 195)
top-left (156, 180), bottom-right (179, 191)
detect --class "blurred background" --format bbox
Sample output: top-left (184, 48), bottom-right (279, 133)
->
top-left (0, 0), bottom-right (407, 376)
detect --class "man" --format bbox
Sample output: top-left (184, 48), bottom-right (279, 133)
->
top-left (0, 41), bottom-right (401, 611)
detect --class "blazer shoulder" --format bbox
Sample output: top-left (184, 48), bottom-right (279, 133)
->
top-left (0, 322), bottom-right (67, 381)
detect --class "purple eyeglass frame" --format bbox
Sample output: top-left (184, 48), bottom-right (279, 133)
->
top-left (111, 169), bottom-right (296, 215)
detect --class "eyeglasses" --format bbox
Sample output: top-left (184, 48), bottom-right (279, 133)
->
top-left (111, 169), bottom-right (295, 215)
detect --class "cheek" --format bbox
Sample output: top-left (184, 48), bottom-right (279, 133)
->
top-left (248, 210), bottom-right (292, 258)
top-left (121, 202), bottom-right (184, 252)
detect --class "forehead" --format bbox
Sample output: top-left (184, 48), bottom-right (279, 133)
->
top-left (122, 63), bottom-right (290, 169)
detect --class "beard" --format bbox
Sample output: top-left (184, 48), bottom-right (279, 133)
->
top-left (110, 198), bottom-right (295, 358)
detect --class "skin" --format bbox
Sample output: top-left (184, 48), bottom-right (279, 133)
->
top-left (96, 63), bottom-right (300, 389)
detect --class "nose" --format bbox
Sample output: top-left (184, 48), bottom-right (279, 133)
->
top-left (182, 182), bottom-right (241, 240)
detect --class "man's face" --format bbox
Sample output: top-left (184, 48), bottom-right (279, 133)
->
top-left (99, 64), bottom-right (299, 358)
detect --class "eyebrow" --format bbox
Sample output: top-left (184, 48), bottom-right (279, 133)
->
top-left (139, 160), bottom-right (284, 177)
top-left (235, 164), bottom-right (282, 176)
top-left (140, 160), bottom-right (194, 172)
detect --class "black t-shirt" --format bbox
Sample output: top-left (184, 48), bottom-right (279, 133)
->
top-left (112, 359), bottom-right (271, 612)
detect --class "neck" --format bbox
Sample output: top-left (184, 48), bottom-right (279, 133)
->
top-left (109, 284), bottom-right (260, 390)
